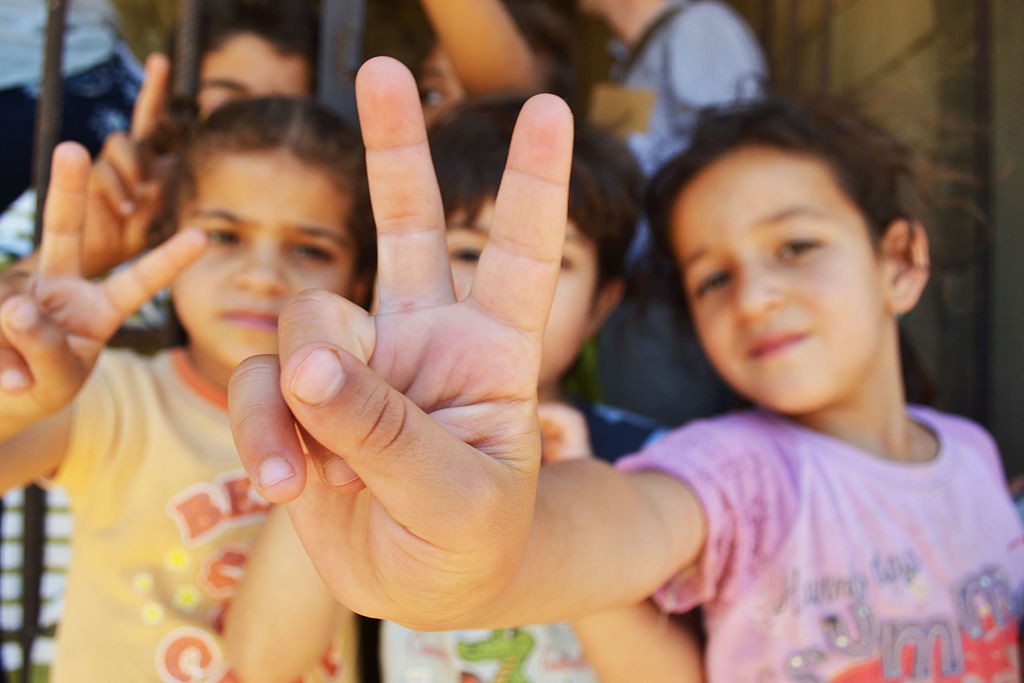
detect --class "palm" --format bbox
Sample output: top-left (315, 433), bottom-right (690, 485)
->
top-left (373, 303), bottom-right (538, 430)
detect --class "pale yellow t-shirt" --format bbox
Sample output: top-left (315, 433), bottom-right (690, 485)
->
top-left (51, 348), bottom-right (357, 683)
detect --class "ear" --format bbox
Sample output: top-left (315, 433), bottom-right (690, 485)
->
top-left (584, 278), bottom-right (624, 338)
top-left (880, 219), bottom-right (930, 315)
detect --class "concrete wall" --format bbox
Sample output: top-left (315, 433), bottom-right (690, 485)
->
top-left (989, 0), bottom-right (1024, 477)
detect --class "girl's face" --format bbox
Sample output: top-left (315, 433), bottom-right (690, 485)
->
top-left (173, 149), bottom-right (366, 391)
top-left (446, 200), bottom-right (620, 402)
top-left (672, 146), bottom-right (904, 417)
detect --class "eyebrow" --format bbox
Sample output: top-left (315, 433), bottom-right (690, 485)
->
top-left (760, 205), bottom-right (829, 224)
top-left (191, 208), bottom-right (352, 245)
top-left (199, 78), bottom-right (247, 93)
top-left (680, 205), bottom-right (828, 268)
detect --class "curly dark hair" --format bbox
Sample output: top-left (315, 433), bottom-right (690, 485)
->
top-left (428, 94), bottom-right (641, 291)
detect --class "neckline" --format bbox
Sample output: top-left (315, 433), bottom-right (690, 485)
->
top-left (757, 405), bottom-right (956, 487)
top-left (169, 348), bottom-right (228, 412)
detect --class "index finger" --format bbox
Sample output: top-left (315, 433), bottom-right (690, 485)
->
top-left (37, 142), bottom-right (91, 280)
top-left (356, 57), bottom-right (453, 314)
top-left (131, 53), bottom-right (170, 140)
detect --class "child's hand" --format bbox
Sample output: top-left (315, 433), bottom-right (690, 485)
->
top-left (0, 141), bottom-right (205, 439)
top-left (82, 53), bottom-right (171, 277)
top-left (228, 56), bottom-right (572, 625)
top-left (539, 402), bottom-right (594, 463)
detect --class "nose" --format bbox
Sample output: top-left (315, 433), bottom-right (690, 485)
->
top-left (733, 263), bottom-right (784, 320)
top-left (233, 243), bottom-right (288, 297)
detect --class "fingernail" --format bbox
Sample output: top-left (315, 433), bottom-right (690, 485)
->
top-left (0, 368), bottom-right (29, 391)
top-left (121, 200), bottom-right (135, 215)
top-left (5, 299), bottom-right (37, 331)
top-left (257, 456), bottom-right (295, 489)
top-left (291, 348), bottom-right (344, 406)
top-left (324, 459), bottom-right (359, 487)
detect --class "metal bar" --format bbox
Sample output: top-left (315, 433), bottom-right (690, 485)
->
top-left (172, 0), bottom-right (201, 100)
top-left (22, 0), bottom-right (68, 671)
top-left (819, 0), bottom-right (833, 89)
top-left (759, 0), bottom-right (775, 73)
top-left (787, 0), bottom-right (800, 92)
top-left (972, 0), bottom-right (993, 422)
top-left (0, 490), bottom-right (6, 683)
top-left (32, 0), bottom-right (68, 244)
top-left (318, 0), bottom-right (366, 126)
top-left (19, 486), bottom-right (47, 674)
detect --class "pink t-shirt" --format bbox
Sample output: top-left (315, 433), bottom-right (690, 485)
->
top-left (618, 406), bottom-right (1024, 682)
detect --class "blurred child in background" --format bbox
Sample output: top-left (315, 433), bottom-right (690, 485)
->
top-left (0, 96), bottom-right (375, 682)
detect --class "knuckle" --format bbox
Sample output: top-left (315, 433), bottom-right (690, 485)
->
top-left (355, 381), bottom-right (409, 458)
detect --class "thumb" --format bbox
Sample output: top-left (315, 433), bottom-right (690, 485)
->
top-left (279, 343), bottom-right (494, 527)
top-left (228, 354), bottom-right (307, 503)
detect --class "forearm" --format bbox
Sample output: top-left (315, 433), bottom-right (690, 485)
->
top-left (572, 602), bottom-right (706, 683)
top-left (419, 0), bottom-right (539, 94)
top-left (223, 506), bottom-right (349, 683)
top-left (0, 409), bottom-right (71, 493)
top-left (455, 462), bottom-right (706, 629)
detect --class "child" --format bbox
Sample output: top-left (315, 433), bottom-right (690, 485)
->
top-left (193, 0), bottom-right (318, 115)
top-left (229, 57), bottom-right (1023, 682)
top-left (379, 96), bottom-right (687, 682)
top-left (0, 96), bottom-right (374, 682)
top-left (81, 0), bottom-right (320, 282)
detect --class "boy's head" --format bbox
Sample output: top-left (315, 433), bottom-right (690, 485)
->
top-left (195, 0), bottom-right (319, 115)
top-left (429, 95), bottom-right (641, 400)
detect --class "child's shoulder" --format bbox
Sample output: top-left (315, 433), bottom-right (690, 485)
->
top-left (619, 408), bottom-right (800, 486)
top-left (909, 404), bottom-right (1003, 475)
top-left (909, 404), bottom-right (999, 454)
top-left (660, 408), bottom-right (787, 449)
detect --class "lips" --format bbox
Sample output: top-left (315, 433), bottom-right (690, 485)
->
top-left (747, 331), bottom-right (806, 359)
top-left (223, 310), bottom-right (279, 331)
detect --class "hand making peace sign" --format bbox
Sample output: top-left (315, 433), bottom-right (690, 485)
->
top-left (228, 56), bottom-right (574, 626)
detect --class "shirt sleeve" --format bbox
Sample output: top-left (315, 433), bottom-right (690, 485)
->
top-left (616, 413), bottom-right (800, 613)
top-left (52, 351), bottom-right (127, 506)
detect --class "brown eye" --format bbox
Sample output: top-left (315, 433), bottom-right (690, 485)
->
top-left (452, 248), bottom-right (481, 263)
top-left (206, 229), bottom-right (240, 245)
top-left (778, 239), bottom-right (819, 260)
top-left (695, 271), bottom-right (730, 297)
top-left (294, 244), bottom-right (333, 262)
